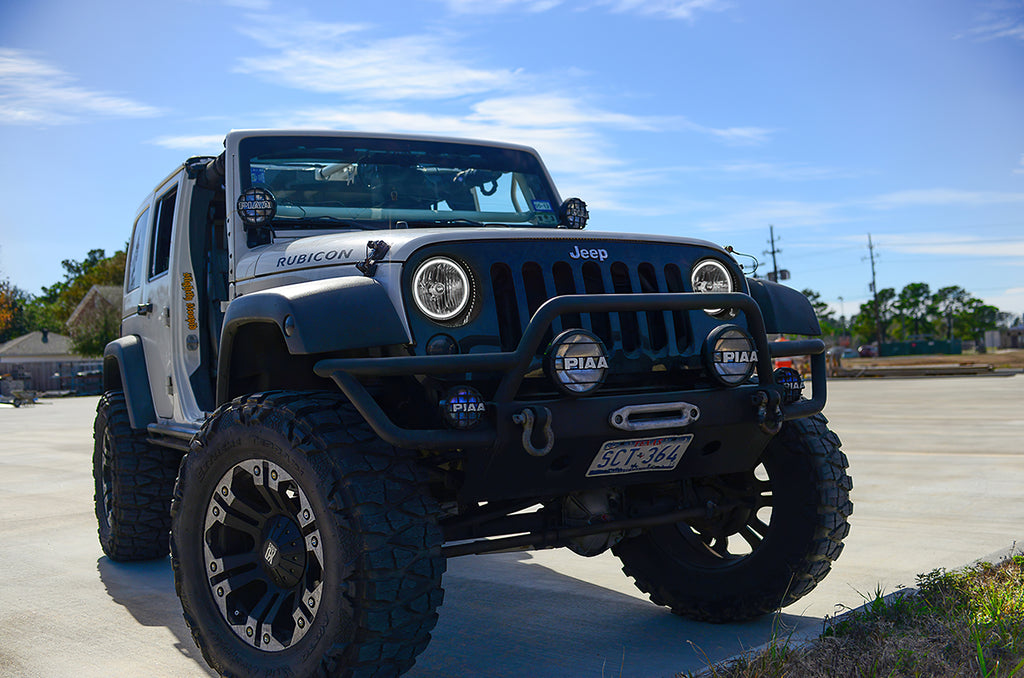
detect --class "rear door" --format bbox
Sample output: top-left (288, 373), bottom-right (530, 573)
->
top-left (122, 175), bottom-right (181, 420)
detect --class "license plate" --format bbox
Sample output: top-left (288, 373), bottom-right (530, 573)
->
top-left (586, 435), bottom-right (693, 477)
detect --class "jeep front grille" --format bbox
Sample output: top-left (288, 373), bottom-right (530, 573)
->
top-left (489, 259), bottom-right (692, 357)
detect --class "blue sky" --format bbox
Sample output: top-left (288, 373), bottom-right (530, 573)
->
top-left (1, 0), bottom-right (1022, 322)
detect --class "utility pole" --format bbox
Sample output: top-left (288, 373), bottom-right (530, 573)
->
top-left (765, 225), bottom-right (781, 281)
top-left (866, 233), bottom-right (883, 347)
top-left (762, 225), bottom-right (789, 282)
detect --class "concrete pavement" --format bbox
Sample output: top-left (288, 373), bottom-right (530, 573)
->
top-left (1, 375), bottom-right (1021, 677)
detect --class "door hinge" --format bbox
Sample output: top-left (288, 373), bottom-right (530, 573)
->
top-left (167, 376), bottom-right (174, 396)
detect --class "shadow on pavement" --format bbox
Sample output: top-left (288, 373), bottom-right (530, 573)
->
top-left (408, 550), bottom-right (823, 678)
top-left (96, 549), bottom-right (823, 678)
top-left (96, 556), bottom-right (217, 676)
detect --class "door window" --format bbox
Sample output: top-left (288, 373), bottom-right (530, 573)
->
top-left (125, 208), bottom-right (150, 292)
top-left (149, 187), bottom-right (177, 279)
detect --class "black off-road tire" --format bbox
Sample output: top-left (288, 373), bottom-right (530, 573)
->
top-left (170, 391), bottom-right (445, 678)
top-left (612, 412), bottom-right (852, 622)
top-left (93, 390), bottom-right (183, 561)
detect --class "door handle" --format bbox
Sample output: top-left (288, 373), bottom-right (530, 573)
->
top-left (137, 302), bottom-right (154, 316)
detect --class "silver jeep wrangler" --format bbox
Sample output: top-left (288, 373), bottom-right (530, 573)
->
top-left (94, 130), bottom-right (852, 678)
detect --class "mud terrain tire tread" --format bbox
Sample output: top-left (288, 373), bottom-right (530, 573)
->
top-left (614, 412), bottom-right (852, 623)
top-left (93, 390), bottom-right (182, 561)
top-left (170, 391), bottom-right (444, 678)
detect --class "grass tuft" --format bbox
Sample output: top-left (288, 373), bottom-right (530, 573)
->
top-left (685, 553), bottom-right (1024, 678)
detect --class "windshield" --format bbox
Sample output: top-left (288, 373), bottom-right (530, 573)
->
top-left (238, 135), bottom-right (560, 230)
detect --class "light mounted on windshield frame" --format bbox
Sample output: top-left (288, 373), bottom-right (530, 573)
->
top-left (559, 198), bottom-right (589, 230)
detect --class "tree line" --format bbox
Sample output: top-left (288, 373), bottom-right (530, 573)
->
top-left (802, 284), bottom-right (1017, 347)
top-left (1, 249), bottom-right (1017, 356)
top-left (0, 249), bottom-right (126, 356)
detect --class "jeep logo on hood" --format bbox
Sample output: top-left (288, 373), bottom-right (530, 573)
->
top-left (568, 245), bottom-right (609, 261)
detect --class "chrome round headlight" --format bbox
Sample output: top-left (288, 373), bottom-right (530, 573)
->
top-left (691, 259), bottom-right (734, 315)
top-left (412, 257), bottom-right (471, 322)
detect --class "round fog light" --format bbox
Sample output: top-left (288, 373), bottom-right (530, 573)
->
top-left (704, 325), bottom-right (758, 386)
top-left (440, 386), bottom-right (486, 429)
top-left (773, 367), bottom-right (803, 404)
top-left (545, 329), bottom-right (609, 396)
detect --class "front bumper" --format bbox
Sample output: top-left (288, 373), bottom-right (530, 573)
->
top-left (314, 292), bottom-right (826, 499)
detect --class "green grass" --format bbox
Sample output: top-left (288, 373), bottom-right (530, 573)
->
top-left (686, 553), bottom-right (1024, 678)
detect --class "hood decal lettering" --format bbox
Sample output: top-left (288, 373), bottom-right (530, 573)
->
top-left (277, 249), bottom-right (354, 268)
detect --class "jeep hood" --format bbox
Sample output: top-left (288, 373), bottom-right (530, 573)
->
top-left (236, 228), bottom-right (729, 281)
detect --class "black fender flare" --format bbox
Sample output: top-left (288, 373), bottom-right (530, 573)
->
top-left (103, 336), bottom-right (157, 430)
top-left (746, 279), bottom-right (821, 336)
top-left (217, 276), bottom-right (411, 402)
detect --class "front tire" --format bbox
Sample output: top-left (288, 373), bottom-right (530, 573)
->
top-left (170, 391), bottom-right (445, 678)
top-left (612, 413), bottom-right (852, 622)
top-left (93, 390), bottom-right (182, 561)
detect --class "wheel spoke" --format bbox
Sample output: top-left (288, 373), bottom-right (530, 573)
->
top-left (749, 516), bottom-right (770, 537)
top-left (739, 525), bottom-right (762, 550)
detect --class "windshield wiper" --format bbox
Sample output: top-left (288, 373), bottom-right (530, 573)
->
top-left (273, 216), bottom-right (379, 230)
top-left (407, 218), bottom-right (492, 228)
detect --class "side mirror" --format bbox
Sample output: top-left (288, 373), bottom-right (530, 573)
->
top-left (558, 198), bottom-right (588, 230)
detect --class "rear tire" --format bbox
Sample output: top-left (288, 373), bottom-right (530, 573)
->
top-left (613, 413), bottom-right (852, 622)
top-left (93, 390), bottom-right (182, 561)
top-left (171, 391), bottom-right (445, 678)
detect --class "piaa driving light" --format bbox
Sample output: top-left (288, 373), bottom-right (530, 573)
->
top-left (704, 325), bottom-right (758, 386)
top-left (545, 329), bottom-right (609, 395)
top-left (412, 257), bottom-right (471, 321)
top-left (691, 259), bottom-right (734, 315)
top-left (440, 386), bottom-right (486, 429)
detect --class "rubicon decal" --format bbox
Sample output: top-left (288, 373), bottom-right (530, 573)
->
top-left (276, 249), bottom-right (354, 267)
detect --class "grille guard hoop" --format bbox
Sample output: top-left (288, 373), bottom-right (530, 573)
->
top-left (313, 292), bottom-right (827, 449)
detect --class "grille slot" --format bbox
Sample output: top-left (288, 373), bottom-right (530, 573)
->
top-left (491, 258), bottom-right (691, 357)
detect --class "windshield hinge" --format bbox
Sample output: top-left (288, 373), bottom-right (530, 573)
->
top-left (356, 240), bottom-right (391, 277)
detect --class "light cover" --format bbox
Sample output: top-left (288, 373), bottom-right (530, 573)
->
top-left (691, 259), bottom-right (734, 315)
top-left (412, 257), bottom-right (471, 321)
top-left (705, 325), bottom-right (758, 386)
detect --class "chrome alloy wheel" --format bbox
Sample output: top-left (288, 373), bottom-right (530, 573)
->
top-left (202, 459), bottom-right (325, 652)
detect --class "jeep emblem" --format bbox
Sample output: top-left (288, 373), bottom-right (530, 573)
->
top-left (568, 245), bottom-right (609, 261)
top-left (545, 329), bottom-right (609, 395)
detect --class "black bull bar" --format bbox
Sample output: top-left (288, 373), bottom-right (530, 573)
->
top-left (313, 292), bottom-right (826, 451)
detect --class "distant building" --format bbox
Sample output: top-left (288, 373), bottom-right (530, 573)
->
top-left (66, 284), bottom-right (121, 336)
top-left (0, 329), bottom-right (100, 394)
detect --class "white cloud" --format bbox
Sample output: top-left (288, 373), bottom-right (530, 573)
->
top-left (694, 199), bottom-right (846, 232)
top-left (0, 48), bottom-right (161, 125)
top-left (150, 134), bottom-right (226, 151)
top-left (876, 233), bottom-right (1024, 258)
top-left (437, 0), bottom-right (731, 20)
top-left (439, 0), bottom-right (564, 13)
top-left (719, 161), bottom-right (850, 180)
top-left (865, 188), bottom-right (1024, 209)
top-left (594, 0), bottom-right (732, 21)
top-left (234, 20), bottom-right (519, 101)
top-left (966, 2), bottom-right (1024, 41)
